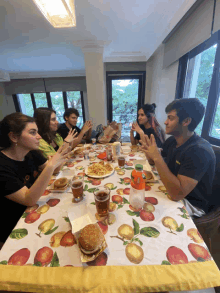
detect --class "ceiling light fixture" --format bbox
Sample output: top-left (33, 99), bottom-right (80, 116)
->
top-left (32, 0), bottom-right (76, 28)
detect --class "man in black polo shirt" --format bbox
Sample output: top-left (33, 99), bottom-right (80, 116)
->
top-left (141, 98), bottom-right (216, 217)
top-left (57, 108), bottom-right (92, 144)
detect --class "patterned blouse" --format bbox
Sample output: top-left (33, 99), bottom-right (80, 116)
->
top-left (38, 133), bottom-right (63, 159)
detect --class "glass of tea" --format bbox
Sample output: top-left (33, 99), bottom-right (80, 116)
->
top-left (94, 186), bottom-right (110, 217)
top-left (71, 178), bottom-right (84, 203)
top-left (106, 146), bottom-right (113, 161)
top-left (118, 155), bottom-right (125, 168)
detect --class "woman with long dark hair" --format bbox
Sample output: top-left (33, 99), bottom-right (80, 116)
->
top-left (130, 103), bottom-right (165, 148)
top-left (0, 113), bottom-right (70, 244)
top-left (34, 108), bottom-right (78, 159)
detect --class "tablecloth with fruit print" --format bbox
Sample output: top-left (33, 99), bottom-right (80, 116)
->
top-left (0, 144), bottom-right (220, 293)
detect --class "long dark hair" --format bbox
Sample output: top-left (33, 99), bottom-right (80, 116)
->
top-left (140, 103), bottom-right (166, 144)
top-left (0, 113), bottom-right (35, 149)
top-left (34, 108), bottom-right (56, 144)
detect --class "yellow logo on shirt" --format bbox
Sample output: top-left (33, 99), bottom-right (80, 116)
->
top-left (176, 160), bottom-right (181, 165)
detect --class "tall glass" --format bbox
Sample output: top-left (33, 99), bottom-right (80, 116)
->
top-left (94, 186), bottom-right (110, 217)
top-left (71, 177), bottom-right (84, 203)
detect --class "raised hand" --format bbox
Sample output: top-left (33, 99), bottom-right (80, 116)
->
top-left (140, 134), bottom-right (161, 161)
top-left (64, 128), bottom-right (78, 143)
top-left (48, 144), bottom-right (71, 169)
top-left (131, 122), bottom-right (142, 134)
top-left (82, 120), bottom-right (93, 134)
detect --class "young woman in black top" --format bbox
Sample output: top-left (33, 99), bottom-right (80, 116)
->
top-left (130, 103), bottom-right (165, 148)
top-left (0, 113), bottom-right (71, 244)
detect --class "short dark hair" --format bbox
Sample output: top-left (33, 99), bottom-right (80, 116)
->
top-left (0, 112), bottom-right (35, 149)
top-left (165, 98), bottom-right (205, 131)
top-left (63, 108), bottom-right (79, 121)
top-left (34, 107), bottom-right (56, 144)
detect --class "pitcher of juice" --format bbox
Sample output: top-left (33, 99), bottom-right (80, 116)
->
top-left (129, 164), bottom-right (146, 209)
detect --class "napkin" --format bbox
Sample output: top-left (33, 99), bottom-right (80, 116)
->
top-left (68, 199), bottom-right (96, 233)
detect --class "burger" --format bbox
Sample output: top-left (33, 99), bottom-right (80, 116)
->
top-left (53, 177), bottom-right (69, 189)
top-left (144, 171), bottom-right (153, 180)
top-left (78, 224), bottom-right (105, 254)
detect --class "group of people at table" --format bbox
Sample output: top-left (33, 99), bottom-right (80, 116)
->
top-left (0, 98), bottom-right (217, 249)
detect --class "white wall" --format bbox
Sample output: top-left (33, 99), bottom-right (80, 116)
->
top-left (0, 83), bottom-right (15, 120)
top-left (145, 44), bottom-right (179, 130)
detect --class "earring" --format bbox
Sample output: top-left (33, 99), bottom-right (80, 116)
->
top-left (15, 143), bottom-right (17, 146)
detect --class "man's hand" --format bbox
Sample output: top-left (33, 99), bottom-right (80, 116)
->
top-left (82, 120), bottom-right (93, 134)
top-left (140, 134), bottom-right (161, 161)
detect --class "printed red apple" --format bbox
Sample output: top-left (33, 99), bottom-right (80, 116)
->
top-left (25, 211), bottom-right (41, 224)
top-left (77, 172), bottom-right (85, 176)
top-left (145, 197), bottom-right (158, 205)
top-left (112, 195), bottom-right (123, 204)
top-left (123, 188), bottom-right (130, 195)
top-left (91, 179), bottom-right (101, 185)
top-left (34, 247), bottom-right (54, 266)
top-left (145, 185), bottom-right (152, 191)
top-left (123, 177), bottom-right (131, 183)
top-left (25, 204), bottom-right (39, 214)
top-left (129, 205), bottom-right (141, 212)
top-left (60, 230), bottom-right (77, 247)
top-left (42, 190), bottom-right (51, 196)
top-left (97, 221), bottom-right (108, 235)
top-left (166, 246), bottom-right (188, 265)
top-left (76, 160), bottom-right (83, 163)
top-left (8, 248), bottom-right (30, 266)
top-left (126, 162), bottom-right (133, 166)
top-left (47, 198), bottom-right (60, 207)
top-left (188, 243), bottom-right (211, 261)
top-left (139, 210), bottom-right (155, 221)
top-left (86, 252), bottom-right (108, 266)
top-left (67, 163), bottom-right (75, 167)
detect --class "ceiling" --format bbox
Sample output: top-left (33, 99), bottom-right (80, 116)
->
top-left (0, 0), bottom-right (196, 79)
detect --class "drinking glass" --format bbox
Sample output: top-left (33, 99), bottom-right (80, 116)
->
top-left (118, 155), bottom-right (125, 168)
top-left (71, 177), bottom-right (84, 203)
top-left (94, 186), bottom-right (110, 217)
top-left (106, 146), bottom-right (113, 161)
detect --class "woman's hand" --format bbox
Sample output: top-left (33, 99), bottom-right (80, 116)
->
top-left (64, 128), bottom-right (78, 143)
top-left (131, 122), bottom-right (143, 134)
top-left (48, 145), bottom-right (71, 169)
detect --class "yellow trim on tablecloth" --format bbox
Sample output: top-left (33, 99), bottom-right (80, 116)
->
top-left (0, 261), bottom-right (220, 293)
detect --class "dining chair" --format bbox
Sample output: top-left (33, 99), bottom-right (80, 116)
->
top-left (193, 145), bottom-right (220, 254)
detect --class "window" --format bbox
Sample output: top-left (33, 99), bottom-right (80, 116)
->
top-left (17, 94), bottom-right (34, 117)
top-left (176, 30), bottom-right (220, 146)
top-left (50, 92), bottom-right (65, 123)
top-left (106, 72), bottom-right (146, 141)
top-left (66, 91), bottom-right (84, 128)
top-left (34, 93), bottom-right (48, 108)
top-left (13, 91), bottom-right (85, 128)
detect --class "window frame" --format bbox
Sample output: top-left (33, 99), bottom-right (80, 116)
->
top-left (175, 30), bottom-right (220, 146)
top-left (13, 91), bottom-right (86, 125)
top-left (106, 71), bottom-right (146, 123)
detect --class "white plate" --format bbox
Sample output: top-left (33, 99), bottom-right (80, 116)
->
top-left (85, 164), bottom-right (115, 178)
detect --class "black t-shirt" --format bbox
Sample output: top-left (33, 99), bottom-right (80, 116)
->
top-left (134, 125), bottom-right (163, 148)
top-left (57, 123), bottom-right (81, 140)
top-left (161, 133), bottom-right (216, 213)
top-left (0, 150), bottom-right (47, 242)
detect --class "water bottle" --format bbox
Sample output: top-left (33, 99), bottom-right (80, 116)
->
top-left (129, 164), bottom-right (145, 210)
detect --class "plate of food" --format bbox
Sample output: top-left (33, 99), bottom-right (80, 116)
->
top-left (76, 223), bottom-right (107, 262)
top-left (85, 161), bottom-right (114, 178)
top-left (48, 177), bottom-right (70, 192)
